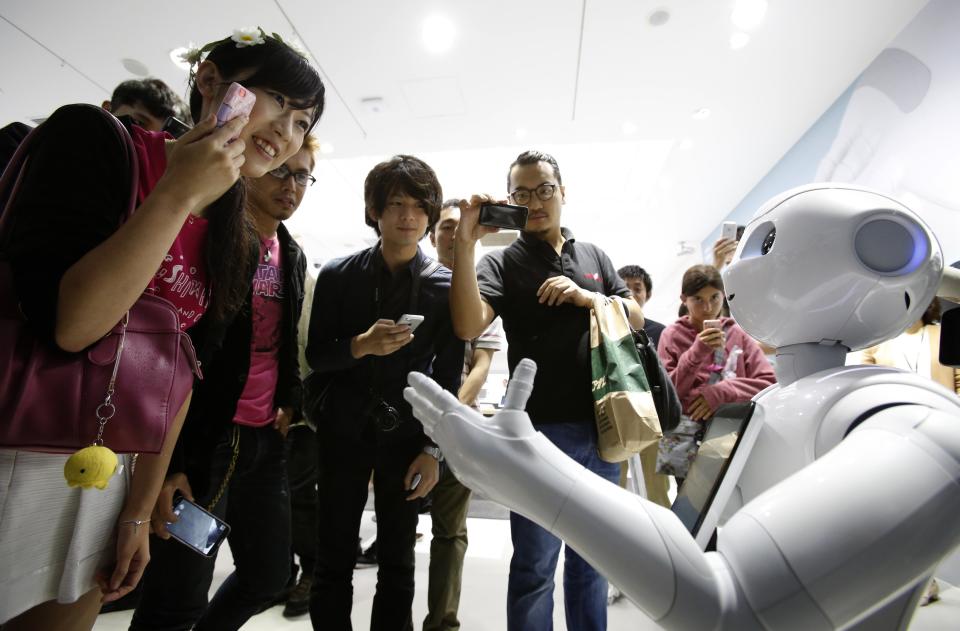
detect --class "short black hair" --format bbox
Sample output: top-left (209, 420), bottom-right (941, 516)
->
top-left (430, 199), bottom-right (462, 236)
top-left (111, 78), bottom-right (190, 122)
top-left (617, 265), bottom-right (652, 295)
top-left (364, 155), bottom-right (443, 237)
top-left (507, 150), bottom-right (562, 191)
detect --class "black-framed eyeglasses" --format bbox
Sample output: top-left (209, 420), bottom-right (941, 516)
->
top-left (508, 183), bottom-right (558, 205)
top-left (268, 164), bottom-right (316, 187)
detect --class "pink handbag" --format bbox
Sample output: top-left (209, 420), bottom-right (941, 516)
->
top-left (0, 105), bottom-right (201, 454)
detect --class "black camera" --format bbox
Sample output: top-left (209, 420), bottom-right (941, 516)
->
top-left (368, 399), bottom-right (401, 432)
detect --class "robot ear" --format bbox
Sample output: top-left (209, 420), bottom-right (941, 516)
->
top-left (854, 216), bottom-right (929, 276)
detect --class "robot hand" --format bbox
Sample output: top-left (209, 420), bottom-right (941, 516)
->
top-left (405, 359), bottom-right (577, 516)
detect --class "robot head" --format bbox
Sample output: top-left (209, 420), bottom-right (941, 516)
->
top-left (723, 184), bottom-right (942, 351)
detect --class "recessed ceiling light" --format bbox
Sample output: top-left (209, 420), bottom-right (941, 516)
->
top-left (319, 142), bottom-right (335, 155)
top-left (422, 15), bottom-right (456, 54)
top-left (622, 121), bottom-right (638, 135)
top-left (360, 97), bottom-right (386, 114)
top-left (730, 32), bottom-right (751, 50)
top-left (169, 47), bottom-right (193, 72)
top-left (121, 58), bottom-right (149, 76)
top-left (731, 0), bottom-right (767, 30)
top-left (692, 108), bottom-right (711, 120)
top-left (515, 127), bottom-right (528, 140)
top-left (648, 9), bottom-right (670, 27)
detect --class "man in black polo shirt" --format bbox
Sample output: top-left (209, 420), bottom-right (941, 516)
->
top-left (449, 150), bottom-right (643, 631)
top-left (305, 155), bottom-right (462, 631)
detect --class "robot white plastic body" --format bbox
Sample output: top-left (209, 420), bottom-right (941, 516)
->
top-left (722, 366), bottom-right (960, 521)
top-left (405, 184), bottom-right (960, 630)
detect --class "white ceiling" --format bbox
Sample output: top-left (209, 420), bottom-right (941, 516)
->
top-left (0, 0), bottom-right (928, 321)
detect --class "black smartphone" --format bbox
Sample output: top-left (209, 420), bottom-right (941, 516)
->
top-left (479, 203), bottom-right (528, 230)
top-left (161, 116), bottom-right (191, 139)
top-left (940, 306), bottom-right (959, 367)
top-left (166, 497), bottom-right (230, 557)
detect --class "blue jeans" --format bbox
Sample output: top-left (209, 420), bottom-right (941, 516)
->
top-left (506, 421), bottom-right (619, 631)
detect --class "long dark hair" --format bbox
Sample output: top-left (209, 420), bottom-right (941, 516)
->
top-left (186, 35), bottom-right (326, 324)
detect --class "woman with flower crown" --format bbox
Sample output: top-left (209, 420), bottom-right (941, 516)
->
top-left (0, 29), bottom-right (325, 630)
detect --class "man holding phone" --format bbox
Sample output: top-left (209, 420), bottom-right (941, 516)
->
top-left (451, 151), bottom-right (643, 631)
top-left (423, 199), bottom-right (504, 631)
top-left (131, 138), bottom-right (319, 630)
top-left (305, 155), bottom-right (462, 630)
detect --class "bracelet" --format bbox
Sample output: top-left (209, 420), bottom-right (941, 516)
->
top-left (119, 518), bottom-right (150, 533)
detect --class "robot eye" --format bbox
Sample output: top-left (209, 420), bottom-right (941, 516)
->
top-left (760, 227), bottom-right (776, 255)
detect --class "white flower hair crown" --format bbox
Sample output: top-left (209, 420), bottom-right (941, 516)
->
top-left (178, 27), bottom-right (304, 68)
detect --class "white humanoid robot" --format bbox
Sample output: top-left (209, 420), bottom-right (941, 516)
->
top-left (405, 184), bottom-right (960, 630)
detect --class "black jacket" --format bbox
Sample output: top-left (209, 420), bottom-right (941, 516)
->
top-left (305, 245), bottom-right (462, 447)
top-left (172, 223), bottom-right (307, 495)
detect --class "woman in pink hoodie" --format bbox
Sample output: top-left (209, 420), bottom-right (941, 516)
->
top-left (657, 265), bottom-right (775, 421)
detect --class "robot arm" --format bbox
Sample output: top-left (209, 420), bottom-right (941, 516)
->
top-left (406, 360), bottom-right (754, 629)
top-left (407, 360), bottom-right (960, 631)
top-left (720, 403), bottom-right (960, 630)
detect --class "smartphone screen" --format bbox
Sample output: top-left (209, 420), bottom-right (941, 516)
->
top-left (479, 203), bottom-right (528, 230)
top-left (166, 498), bottom-right (230, 557)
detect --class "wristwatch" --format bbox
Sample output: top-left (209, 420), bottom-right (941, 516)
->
top-left (422, 445), bottom-right (443, 462)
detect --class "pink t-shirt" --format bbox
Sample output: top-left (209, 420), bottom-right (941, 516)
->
top-left (233, 236), bottom-right (284, 427)
top-left (132, 127), bottom-right (210, 330)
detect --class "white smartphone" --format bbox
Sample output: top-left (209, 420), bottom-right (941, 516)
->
top-left (721, 221), bottom-right (738, 241)
top-left (703, 319), bottom-right (723, 330)
top-left (166, 498), bottom-right (230, 557)
top-left (397, 314), bottom-right (424, 333)
top-left (409, 473), bottom-right (422, 492)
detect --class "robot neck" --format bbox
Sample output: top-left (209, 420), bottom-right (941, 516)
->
top-left (774, 342), bottom-right (849, 386)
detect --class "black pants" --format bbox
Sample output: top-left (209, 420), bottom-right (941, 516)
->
top-left (309, 427), bottom-right (422, 631)
top-left (288, 424), bottom-right (319, 576)
top-left (130, 424), bottom-right (292, 631)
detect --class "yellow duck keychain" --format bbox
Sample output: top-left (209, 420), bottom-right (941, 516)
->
top-left (64, 444), bottom-right (118, 490)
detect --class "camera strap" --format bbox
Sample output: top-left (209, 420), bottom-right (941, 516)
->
top-left (369, 243), bottom-right (440, 396)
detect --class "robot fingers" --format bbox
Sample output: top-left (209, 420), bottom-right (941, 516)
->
top-left (503, 358), bottom-right (537, 411)
top-left (405, 372), bottom-right (460, 431)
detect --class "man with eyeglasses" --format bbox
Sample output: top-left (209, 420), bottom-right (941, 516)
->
top-left (449, 150), bottom-right (643, 631)
top-left (131, 137), bottom-right (318, 629)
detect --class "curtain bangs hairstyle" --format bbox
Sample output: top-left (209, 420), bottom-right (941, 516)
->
top-left (189, 37), bottom-right (326, 132)
top-left (363, 155), bottom-right (443, 237)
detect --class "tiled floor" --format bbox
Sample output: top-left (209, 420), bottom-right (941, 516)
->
top-left (95, 511), bottom-right (959, 630)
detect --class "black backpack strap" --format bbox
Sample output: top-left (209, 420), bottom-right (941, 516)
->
top-left (408, 258), bottom-right (441, 314)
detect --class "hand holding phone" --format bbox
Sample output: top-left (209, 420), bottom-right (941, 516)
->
top-left (397, 314), bottom-right (424, 333)
top-left (165, 498), bottom-right (230, 557)
top-left (479, 203), bottom-right (528, 230)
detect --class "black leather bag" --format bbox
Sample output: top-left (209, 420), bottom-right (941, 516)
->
top-left (630, 326), bottom-right (681, 432)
